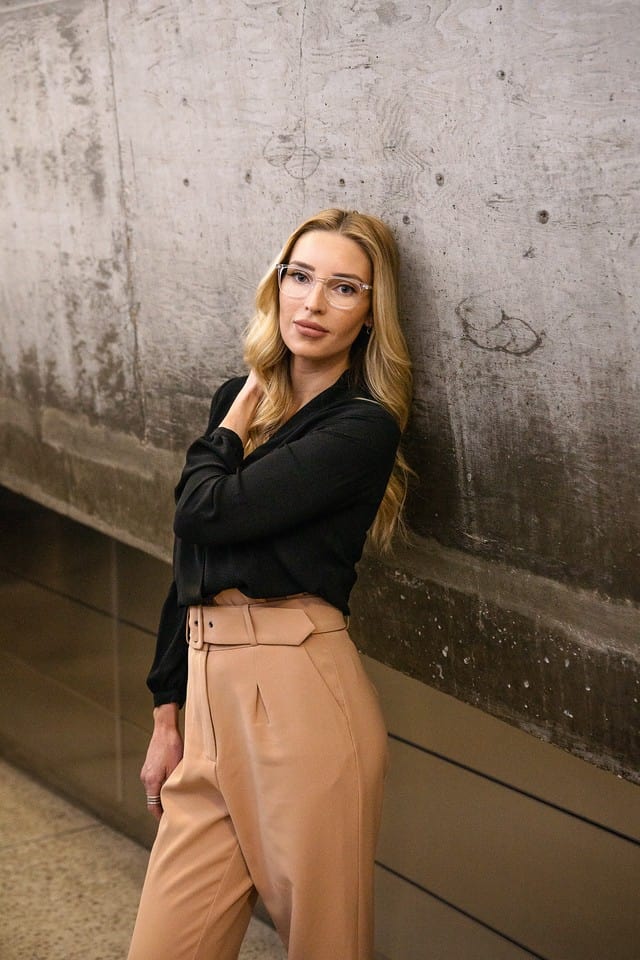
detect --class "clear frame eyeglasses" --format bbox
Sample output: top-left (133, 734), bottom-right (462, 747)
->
top-left (276, 263), bottom-right (373, 310)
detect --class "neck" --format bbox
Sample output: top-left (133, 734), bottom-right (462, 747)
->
top-left (288, 356), bottom-right (348, 410)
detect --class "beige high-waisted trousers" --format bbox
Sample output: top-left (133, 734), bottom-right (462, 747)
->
top-left (127, 590), bottom-right (388, 960)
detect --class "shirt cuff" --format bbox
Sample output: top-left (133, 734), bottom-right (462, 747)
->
top-left (152, 689), bottom-right (185, 709)
top-left (206, 425), bottom-right (245, 456)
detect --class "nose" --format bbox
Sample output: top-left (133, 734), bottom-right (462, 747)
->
top-left (303, 278), bottom-right (327, 311)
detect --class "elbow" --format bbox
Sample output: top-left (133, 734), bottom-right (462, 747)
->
top-left (173, 505), bottom-right (199, 542)
top-left (173, 503), bottom-right (224, 545)
top-left (173, 476), bottom-right (227, 543)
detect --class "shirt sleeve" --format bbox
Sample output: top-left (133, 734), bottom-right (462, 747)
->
top-left (145, 377), bottom-right (246, 707)
top-left (146, 580), bottom-right (189, 707)
top-left (173, 405), bottom-right (400, 546)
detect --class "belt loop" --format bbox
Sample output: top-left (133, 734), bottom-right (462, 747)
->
top-left (242, 604), bottom-right (257, 646)
top-left (189, 606), bottom-right (205, 650)
top-left (198, 606), bottom-right (205, 648)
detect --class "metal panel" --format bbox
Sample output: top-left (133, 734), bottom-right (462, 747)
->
top-left (374, 866), bottom-right (535, 960)
top-left (378, 738), bottom-right (640, 960)
top-left (364, 655), bottom-right (640, 840)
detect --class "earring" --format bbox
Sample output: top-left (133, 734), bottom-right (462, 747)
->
top-left (365, 325), bottom-right (372, 336)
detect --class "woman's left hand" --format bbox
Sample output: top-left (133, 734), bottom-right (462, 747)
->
top-left (140, 704), bottom-right (184, 822)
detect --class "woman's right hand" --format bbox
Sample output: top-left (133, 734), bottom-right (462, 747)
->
top-left (139, 703), bottom-right (184, 822)
top-left (242, 368), bottom-right (264, 397)
top-left (217, 368), bottom-right (264, 444)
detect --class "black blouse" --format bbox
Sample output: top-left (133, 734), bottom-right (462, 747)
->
top-left (147, 371), bottom-right (401, 706)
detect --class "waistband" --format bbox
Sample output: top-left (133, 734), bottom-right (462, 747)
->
top-left (187, 591), bottom-right (348, 650)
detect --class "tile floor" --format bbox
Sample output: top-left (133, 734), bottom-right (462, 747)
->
top-left (0, 758), bottom-right (286, 960)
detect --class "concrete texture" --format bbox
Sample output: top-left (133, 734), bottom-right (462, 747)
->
top-left (0, 1), bottom-right (638, 776)
top-left (0, 758), bottom-right (286, 960)
top-left (351, 542), bottom-right (640, 782)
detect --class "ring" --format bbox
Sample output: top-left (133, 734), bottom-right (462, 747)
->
top-left (146, 795), bottom-right (162, 804)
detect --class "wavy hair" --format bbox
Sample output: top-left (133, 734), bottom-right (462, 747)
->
top-left (243, 208), bottom-right (413, 550)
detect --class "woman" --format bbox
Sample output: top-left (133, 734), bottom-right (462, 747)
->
top-left (128, 208), bottom-right (412, 960)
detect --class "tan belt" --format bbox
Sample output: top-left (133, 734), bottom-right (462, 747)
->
top-left (187, 595), bottom-right (348, 650)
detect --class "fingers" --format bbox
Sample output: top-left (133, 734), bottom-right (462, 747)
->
top-left (142, 778), bottom-right (165, 820)
top-left (142, 779), bottom-right (164, 819)
top-left (140, 724), bottom-right (184, 819)
top-left (141, 767), bottom-right (165, 819)
top-left (145, 794), bottom-right (164, 821)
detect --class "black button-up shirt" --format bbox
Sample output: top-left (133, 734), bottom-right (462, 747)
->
top-left (147, 371), bottom-right (401, 706)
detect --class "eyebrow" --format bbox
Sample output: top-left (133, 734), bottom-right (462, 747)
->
top-left (288, 259), bottom-right (368, 283)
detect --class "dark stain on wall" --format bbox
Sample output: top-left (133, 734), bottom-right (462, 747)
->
top-left (84, 137), bottom-right (105, 205)
top-left (351, 553), bottom-right (640, 784)
top-left (403, 396), bottom-right (463, 552)
top-left (17, 348), bottom-right (43, 407)
top-left (406, 387), bottom-right (640, 604)
top-left (96, 327), bottom-right (127, 404)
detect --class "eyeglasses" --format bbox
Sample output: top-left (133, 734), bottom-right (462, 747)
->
top-left (276, 263), bottom-right (372, 310)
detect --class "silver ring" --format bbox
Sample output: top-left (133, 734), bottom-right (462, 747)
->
top-left (146, 795), bottom-right (161, 804)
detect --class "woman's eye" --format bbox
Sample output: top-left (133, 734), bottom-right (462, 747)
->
top-left (334, 281), bottom-right (357, 297)
top-left (291, 270), bottom-right (311, 285)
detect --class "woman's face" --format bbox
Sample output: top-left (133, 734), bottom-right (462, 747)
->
top-left (278, 230), bottom-right (372, 373)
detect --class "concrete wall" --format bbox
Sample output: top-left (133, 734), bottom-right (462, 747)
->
top-left (1, 0), bottom-right (638, 779)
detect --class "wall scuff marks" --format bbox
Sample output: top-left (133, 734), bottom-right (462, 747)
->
top-left (456, 295), bottom-right (544, 355)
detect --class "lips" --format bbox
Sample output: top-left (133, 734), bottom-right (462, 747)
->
top-left (293, 320), bottom-right (329, 335)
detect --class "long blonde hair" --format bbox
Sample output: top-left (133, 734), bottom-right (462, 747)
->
top-left (244, 208), bottom-right (413, 550)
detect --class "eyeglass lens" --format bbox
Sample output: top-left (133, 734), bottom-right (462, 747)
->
top-left (278, 267), bottom-right (365, 308)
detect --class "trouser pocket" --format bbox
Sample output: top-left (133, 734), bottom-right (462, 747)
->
top-left (186, 645), bottom-right (218, 761)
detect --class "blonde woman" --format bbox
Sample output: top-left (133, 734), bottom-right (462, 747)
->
top-left (128, 209), bottom-right (412, 960)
